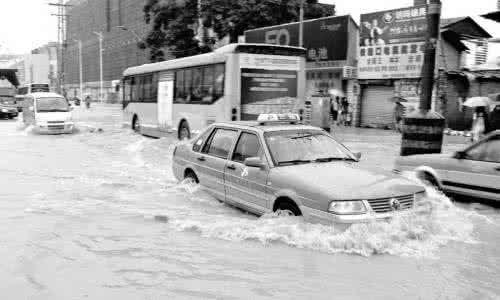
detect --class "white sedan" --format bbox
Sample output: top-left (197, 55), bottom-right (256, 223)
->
top-left (394, 130), bottom-right (500, 202)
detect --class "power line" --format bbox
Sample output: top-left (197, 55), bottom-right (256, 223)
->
top-left (49, 1), bottom-right (71, 94)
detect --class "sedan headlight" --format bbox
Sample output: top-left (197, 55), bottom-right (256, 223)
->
top-left (328, 201), bottom-right (367, 215)
top-left (1, 108), bottom-right (7, 113)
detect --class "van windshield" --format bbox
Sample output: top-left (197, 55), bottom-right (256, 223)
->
top-left (36, 97), bottom-right (69, 112)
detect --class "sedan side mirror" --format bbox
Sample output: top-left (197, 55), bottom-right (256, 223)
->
top-left (353, 152), bottom-right (362, 160)
top-left (454, 151), bottom-right (466, 159)
top-left (244, 157), bottom-right (265, 169)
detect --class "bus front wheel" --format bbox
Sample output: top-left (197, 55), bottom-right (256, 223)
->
top-left (178, 121), bottom-right (190, 140)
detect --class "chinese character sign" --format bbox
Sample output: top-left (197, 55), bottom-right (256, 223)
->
top-left (245, 16), bottom-right (350, 64)
top-left (359, 5), bottom-right (428, 79)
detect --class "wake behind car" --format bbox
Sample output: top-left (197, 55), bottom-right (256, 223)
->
top-left (172, 114), bottom-right (426, 225)
top-left (395, 130), bottom-right (500, 202)
top-left (0, 96), bottom-right (19, 119)
top-left (22, 92), bottom-right (75, 134)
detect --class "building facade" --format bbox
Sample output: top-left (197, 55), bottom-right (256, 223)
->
top-left (64, 0), bottom-right (150, 101)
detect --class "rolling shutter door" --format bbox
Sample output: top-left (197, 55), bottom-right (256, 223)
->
top-left (360, 86), bottom-right (394, 128)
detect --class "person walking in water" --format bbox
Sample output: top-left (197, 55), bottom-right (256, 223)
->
top-left (85, 95), bottom-right (91, 109)
top-left (330, 96), bottom-right (339, 127)
top-left (471, 107), bottom-right (489, 142)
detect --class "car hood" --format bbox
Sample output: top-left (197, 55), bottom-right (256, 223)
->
top-left (270, 162), bottom-right (424, 201)
top-left (36, 112), bottom-right (72, 122)
top-left (395, 153), bottom-right (452, 166)
top-left (0, 104), bottom-right (18, 111)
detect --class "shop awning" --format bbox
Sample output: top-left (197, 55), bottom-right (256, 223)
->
top-left (0, 69), bottom-right (19, 87)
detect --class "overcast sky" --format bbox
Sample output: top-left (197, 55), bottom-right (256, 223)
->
top-left (0, 0), bottom-right (499, 54)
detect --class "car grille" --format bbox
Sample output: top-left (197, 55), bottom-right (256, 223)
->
top-left (48, 122), bottom-right (65, 130)
top-left (367, 194), bottom-right (414, 213)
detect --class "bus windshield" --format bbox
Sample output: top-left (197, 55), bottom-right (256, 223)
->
top-left (36, 97), bottom-right (70, 112)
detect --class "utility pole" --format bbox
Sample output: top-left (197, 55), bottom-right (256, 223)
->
top-left (93, 32), bottom-right (104, 102)
top-left (49, 1), bottom-right (71, 95)
top-left (299, 0), bottom-right (304, 47)
top-left (400, 0), bottom-right (445, 156)
top-left (73, 39), bottom-right (83, 98)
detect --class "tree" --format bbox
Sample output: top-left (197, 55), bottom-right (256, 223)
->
top-left (142, 0), bottom-right (335, 61)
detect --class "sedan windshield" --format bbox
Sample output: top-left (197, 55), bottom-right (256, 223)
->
top-left (264, 130), bottom-right (355, 166)
top-left (36, 97), bottom-right (69, 112)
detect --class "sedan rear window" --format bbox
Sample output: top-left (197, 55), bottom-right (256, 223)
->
top-left (202, 128), bottom-right (238, 158)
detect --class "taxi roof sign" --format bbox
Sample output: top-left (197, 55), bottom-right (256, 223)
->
top-left (257, 113), bottom-right (301, 125)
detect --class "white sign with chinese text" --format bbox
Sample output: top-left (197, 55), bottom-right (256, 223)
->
top-left (358, 42), bottom-right (425, 79)
top-left (239, 54), bottom-right (300, 70)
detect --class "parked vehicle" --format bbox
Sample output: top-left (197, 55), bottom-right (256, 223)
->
top-left (394, 130), bottom-right (500, 202)
top-left (22, 92), bottom-right (74, 134)
top-left (172, 114), bottom-right (426, 225)
top-left (0, 97), bottom-right (19, 119)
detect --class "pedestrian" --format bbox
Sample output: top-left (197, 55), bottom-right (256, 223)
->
top-left (393, 102), bottom-right (405, 132)
top-left (330, 96), bottom-right (339, 127)
top-left (471, 107), bottom-right (488, 142)
top-left (340, 97), bottom-right (349, 126)
top-left (85, 95), bottom-right (91, 109)
top-left (489, 105), bottom-right (500, 131)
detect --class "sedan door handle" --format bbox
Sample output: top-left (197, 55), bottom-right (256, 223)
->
top-left (197, 156), bottom-right (206, 162)
top-left (226, 164), bottom-right (236, 170)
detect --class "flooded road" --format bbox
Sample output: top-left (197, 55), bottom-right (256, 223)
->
top-left (1, 105), bottom-right (499, 299)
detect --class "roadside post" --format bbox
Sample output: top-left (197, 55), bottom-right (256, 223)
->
top-left (400, 0), bottom-right (446, 156)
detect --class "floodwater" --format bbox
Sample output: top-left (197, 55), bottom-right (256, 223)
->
top-left (1, 105), bottom-right (499, 299)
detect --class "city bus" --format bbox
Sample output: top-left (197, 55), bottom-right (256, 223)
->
top-left (122, 43), bottom-right (307, 139)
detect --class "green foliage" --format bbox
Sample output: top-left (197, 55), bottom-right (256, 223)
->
top-left (142, 0), bottom-right (335, 61)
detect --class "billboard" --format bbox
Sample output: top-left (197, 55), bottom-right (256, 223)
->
top-left (245, 16), bottom-right (350, 69)
top-left (358, 5), bottom-right (428, 79)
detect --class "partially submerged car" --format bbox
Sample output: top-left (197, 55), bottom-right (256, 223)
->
top-left (395, 130), bottom-right (500, 202)
top-left (172, 114), bottom-right (426, 225)
top-left (0, 97), bottom-right (18, 119)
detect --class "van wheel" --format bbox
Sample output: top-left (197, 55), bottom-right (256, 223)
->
top-left (132, 116), bottom-right (140, 133)
top-left (178, 121), bottom-right (190, 140)
top-left (275, 201), bottom-right (302, 216)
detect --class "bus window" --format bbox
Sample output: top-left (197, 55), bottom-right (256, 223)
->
top-left (184, 69), bottom-right (193, 102)
top-left (130, 76), bottom-right (138, 101)
top-left (192, 67), bottom-right (203, 102)
top-left (202, 65), bottom-right (214, 103)
top-left (175, 69), bottom-right (185, 102)
top-left (151, 73), bottom-right (158, 102)
top-left (214, 64), bottom-right (225, 100)
top-left (143, 74), bottom-right (152, 102)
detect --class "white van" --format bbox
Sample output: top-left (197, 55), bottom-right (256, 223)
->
top-left (22, 92), bottom-right (74, 134)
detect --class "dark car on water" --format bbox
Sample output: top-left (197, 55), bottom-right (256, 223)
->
top-left (0, 97), bottom-right (19, 119)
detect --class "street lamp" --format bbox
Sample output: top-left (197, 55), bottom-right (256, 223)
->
top-left (115, 26), bottom-right (141, 66)
top-left (73, 39), bottom-right (83, 99)
top-left (93, 31), bottom-right (104, 102)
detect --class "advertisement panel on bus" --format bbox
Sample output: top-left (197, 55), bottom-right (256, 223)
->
top-left (239, 54), bottom-right (301, 120)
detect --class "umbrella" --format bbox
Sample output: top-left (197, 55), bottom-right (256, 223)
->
top-left (390, 96), bottom-right (408, 103)
top-left (328, 89), bottom-right (345, 98)
top-left (463, 96), bottom-right (492, 107)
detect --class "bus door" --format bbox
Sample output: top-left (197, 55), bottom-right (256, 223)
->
top-left (157, 71), bottom-right (174, 131)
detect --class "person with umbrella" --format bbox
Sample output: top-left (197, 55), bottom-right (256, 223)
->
top-left (464, 97), bottom-right (491, 142)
